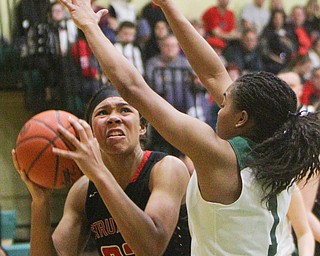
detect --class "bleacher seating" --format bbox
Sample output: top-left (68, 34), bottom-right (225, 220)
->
top-left (0, 210), bottom-right (30, 256)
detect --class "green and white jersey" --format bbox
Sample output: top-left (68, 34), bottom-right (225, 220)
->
top-left (186, 136), bottom-right (295, 256)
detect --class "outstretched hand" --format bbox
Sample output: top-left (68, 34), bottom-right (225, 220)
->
top-left (59, 0), bottom-right (109, 30)
top-left (52, 117), bottom-right (105, 182)
top-left (152, 0), bottom-right (171, 8)
top-left (11, 149), bottom-right (52, 203)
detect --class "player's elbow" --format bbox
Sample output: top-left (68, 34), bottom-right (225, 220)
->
top-left (132, 234), bottom-right (170, 256)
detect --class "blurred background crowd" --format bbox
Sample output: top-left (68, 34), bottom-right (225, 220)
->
top-left (1, 0), bottom-right (320, 156)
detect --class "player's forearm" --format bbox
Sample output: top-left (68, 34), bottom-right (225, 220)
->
top-left (308, 212), bottom-right (320, 242)
top-left (30, 201), bottom-right (58, 256)
top-left (156, 0), bottom-right (232, 103)
top-left (296, 231), bottom-right (315, 256)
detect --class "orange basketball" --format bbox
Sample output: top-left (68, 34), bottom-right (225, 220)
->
top-left (15, 110), bottom-right (83, 189)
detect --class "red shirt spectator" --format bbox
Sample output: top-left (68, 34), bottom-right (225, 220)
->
top-left (72, 38), bottom-right (99, 79)
top-left (289, 6), bottom-right (312, 55)
top-left (202, 6), bottom-right (236, 36)
top-left (295, 26), bottom-right (312, 55)
top-left (300, 67), bottom-right (320, 106)
top-left (301, 80), bottom-right (320, 105)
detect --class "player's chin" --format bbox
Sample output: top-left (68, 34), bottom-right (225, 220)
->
top-left (105, 142), bottom-right (129, 154)
top-left (215, 126), bottom-right (229, 140)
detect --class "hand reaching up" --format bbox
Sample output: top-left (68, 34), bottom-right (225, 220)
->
top-left (59, 0), bottom-right (109, 30)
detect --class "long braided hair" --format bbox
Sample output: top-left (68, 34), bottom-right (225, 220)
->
top-left (232, 71), bottom-right (320, 201)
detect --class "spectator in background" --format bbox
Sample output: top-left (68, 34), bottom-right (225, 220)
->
top-left (136, 1), bottom-right (166, 50)
top-left (91, 0), bottom-right (117, 43)
top-left (309, 37), bottom-right (320, 68)
top-left (301, 67), bottom-right (320, 111)
top-left (72, 29), bottom-right (101, 106)
top-left (201, 0), bottom-right (240, 47)
top-left (145, 34), bottom-right (194, 161)
top-left (206, 36), bottom-right (227, 66)
top-left (224, 29), bottom-right (264, 73)
top-left (135, 18), bottom-right (152, 51)
top-left (108, 0), bottom-right (136, 26)
top-left (190, 19), bottom-right (206, 37)
top-left (288, 5), bottom-right (312, 56)
top-left (240, 0), bottom-right (270, 35)
top-left (143, 20), bottom-right (170, 62)
top-left (284, 54), bottom-right (313, 84)
top-left (145, 34), bottom-right (193, 113)
top-left (114, 21), bottom-right (144, 76)
top-left (277, 71), bottom-right (303, 109)
top-left (269, 0), bottom-right (285, 12)
top-left (13, 0), bottom-right (50, 44)
top-left (304, 0), bottom-right (320, 44)
top-left (140, 1), bottom-right (166, 30)
top-left (226, 62), bottom-right (242, 81)
top-left (260, 9), bottom-right (298, 74)
top-left (49, 1), bottom-right (77, 56)
top-left (44, 1), bottom-right (78, 106)
top-left (187, 73), bottom-right (214, 127)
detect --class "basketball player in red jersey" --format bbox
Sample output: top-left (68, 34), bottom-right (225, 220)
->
top-left (12, 86), bottom-right (191, 256)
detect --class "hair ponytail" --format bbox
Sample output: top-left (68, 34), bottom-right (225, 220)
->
top-left (248, 111), bottom-right (320, 201)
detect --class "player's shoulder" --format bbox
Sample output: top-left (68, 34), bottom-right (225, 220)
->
top-left (68, 175), bottom-right (89, 200)
top-left (153, 154), bottom-right (189, 179)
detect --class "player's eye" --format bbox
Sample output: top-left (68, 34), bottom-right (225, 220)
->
top-left (120, 107), bottom-right (132, 113)
top-left (97, 110), bottom-right (109, 116)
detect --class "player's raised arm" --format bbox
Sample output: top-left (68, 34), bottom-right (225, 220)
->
top-left (59, 0), bottom-right (226, 169)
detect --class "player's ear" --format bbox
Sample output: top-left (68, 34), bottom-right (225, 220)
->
top-left (235, 110), bottom-right (249, 128)
top-left (139, 116), bottom-right (148, 135)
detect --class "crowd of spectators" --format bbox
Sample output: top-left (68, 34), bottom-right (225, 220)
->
top-left (103, 0), bottom-right (320, 120)
top-left (197, 0), bottom-right (320, 126)
top-left (10, 0), bottom-right (320, 118)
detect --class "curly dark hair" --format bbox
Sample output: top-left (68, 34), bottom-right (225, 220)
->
top-left (232, 71), bottom-right (320, 201)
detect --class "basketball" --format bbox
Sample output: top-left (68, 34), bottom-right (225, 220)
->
top-left (15, 110), bottom-right (83, 189)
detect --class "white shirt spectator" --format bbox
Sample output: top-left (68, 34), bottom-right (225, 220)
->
top-left (114, 42), bottom-right (144, 75)
top-left (241, 2), bottom-right (270, 35)
top-left (109, 0), bottom-right (136, 23)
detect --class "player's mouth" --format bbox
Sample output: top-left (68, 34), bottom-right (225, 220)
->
top-left (106, 129), bottom-right (125, 139)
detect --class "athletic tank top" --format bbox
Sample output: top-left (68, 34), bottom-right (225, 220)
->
top-left (186, 136), bottom-right (294, 256)
top-left (85, 150), bottom-right (191, 256)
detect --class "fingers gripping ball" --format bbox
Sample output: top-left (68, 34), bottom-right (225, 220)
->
top-left (15, 110), bottom-right (83, 189)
